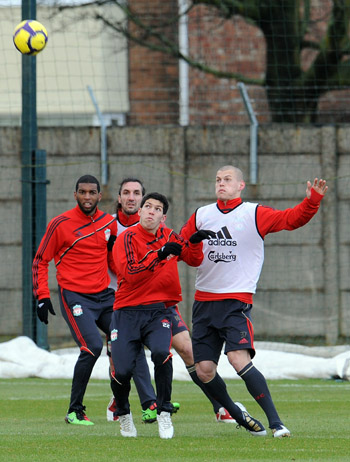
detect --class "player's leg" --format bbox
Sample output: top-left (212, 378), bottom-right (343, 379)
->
top-left (192, 300), bottom-right (266, 436)
top-left (132, 346), bottom-right (158, 422)
top-left (58, 288), bottom-right (104, 425)
top-left (133, 347), bottom-right (155, 407)
top-left (109, 309), bottom-right (141, 414)
top-left (99, 294), bottom-right (157, 424)
top-left (225, 302), bottom-right (290, 437)
top-left (109, 308), bottom-right (139, 437)
top-left (105, 335), bottom-right (120, 421)
top-left (94, 289), bottom-right (123, 422)
top-left (106, 340), bottom-right (158, 423)
top-left (143, 310), bottom-right (173, 414)
top-left (143, 307), bottom-right (174, 439)
top-left (174, 334), bottom-right (235, 422)
top-left (170, 304), bottom-right (234, 421)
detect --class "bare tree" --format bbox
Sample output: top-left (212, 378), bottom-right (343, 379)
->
top-left (55, 0), bottom-right (350, 123)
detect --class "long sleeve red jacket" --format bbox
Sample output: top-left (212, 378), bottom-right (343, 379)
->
top-left (113, 223), bottom-right (203, 309)
top-left (33, 205), bottom-right (117, 299)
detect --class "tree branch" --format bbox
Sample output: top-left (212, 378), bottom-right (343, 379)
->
top-left (95, 12), bottom-right (263, 84)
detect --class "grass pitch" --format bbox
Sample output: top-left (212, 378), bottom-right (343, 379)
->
top-left (1, 378), bottom-right (349, 462)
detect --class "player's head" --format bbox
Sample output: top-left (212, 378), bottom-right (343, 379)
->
top-left (75, 175), bottom-right (100, 193)
top-left (74, 175), bottom-right (101, 216)
top-left (117, 178), bottom-right (145, 215)
top-left (215, 165), bottom-right (245, 201)
top-left (139, 192), bottom-right (168, 234)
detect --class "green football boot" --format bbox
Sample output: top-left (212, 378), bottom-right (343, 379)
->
top-left (142, 403), bottom-right (157, 423)
top-left (65, 409), bottom-right (94, 426)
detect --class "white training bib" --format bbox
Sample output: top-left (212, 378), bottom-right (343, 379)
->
top-left (195, 202), bottom-right (264, 294)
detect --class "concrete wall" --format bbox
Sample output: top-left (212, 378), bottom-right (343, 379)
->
top-left (0, 125), bottom-right (348, 345)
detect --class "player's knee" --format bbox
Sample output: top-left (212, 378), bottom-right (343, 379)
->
top-left (196, 362), bottom-right (216, 382)
top-left (82, 339), bottom-right (103, 358)
top-left (227, 350), bottom-right (251, 372)
top-left (113, 368), bottom-right (132, 384)
top-left (151, 349), bottom-right (172, 366)
top-left (110, 353), bottom-right (133, 382)
top-left (196, 368), bottom-right (210, 382)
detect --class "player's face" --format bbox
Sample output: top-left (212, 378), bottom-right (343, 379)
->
top-left (138, 198), bottom-right (166, 234)
top-left (118, 182), bottom-right (143, 215)
top-left (74, 183), bottom-right (101, 216)
top-left (215, 169), bottom-right (245, 202)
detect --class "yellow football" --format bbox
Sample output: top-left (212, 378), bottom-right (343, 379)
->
top-left (13, 20), bottom-right (48, 56)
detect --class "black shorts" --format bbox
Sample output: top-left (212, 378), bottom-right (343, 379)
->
top-left (167, 305), bottom-right (189, 336)
top-left (191, 299), bottom-right (255, 364)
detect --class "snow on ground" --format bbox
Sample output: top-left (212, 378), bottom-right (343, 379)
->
top-left (0, 336), bottom-right (350, 381)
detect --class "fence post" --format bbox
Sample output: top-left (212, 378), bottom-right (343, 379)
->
top-left (321, 126), bottom-right (339, 344)
top-left (237, 82), bottom-right (258, 185)
top-left (21, 0), bottom-right (37, 341)
top-left (34, 149), bottom-right (50, 350)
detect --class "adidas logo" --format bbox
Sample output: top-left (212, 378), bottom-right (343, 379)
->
top-left (208, 226), bottom-right (237, 247)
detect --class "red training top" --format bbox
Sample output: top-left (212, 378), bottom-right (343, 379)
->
top-left (113, 223), bottom-right (203, 309)
top-left (116, 208), bottom-right (140, 230)
top-left (32, 205), bottom-right (117, 299)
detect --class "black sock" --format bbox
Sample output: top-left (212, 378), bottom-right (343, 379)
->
top-left (238, 362), bottom-right (282, 428)
top-left (186, 364), bottom-right (221, 413)
top-left (201, 373), bottom-right (245, 424)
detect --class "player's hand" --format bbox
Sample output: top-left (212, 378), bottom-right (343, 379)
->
top-left (306, 178), bottom-right (328, 199)
top-left (107, 235), bottom-right (117, 251)
top-left (37, 298), bottom-right (56, 324)
top-left (158, 242), bottom-right (182, 260)
top-left (189, 230), bottom-right (216, 244)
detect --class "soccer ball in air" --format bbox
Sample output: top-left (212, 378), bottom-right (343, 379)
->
top-left (13, 20), bottom-right (48, 56)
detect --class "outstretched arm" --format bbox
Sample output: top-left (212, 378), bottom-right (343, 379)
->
top-left (306, 178), bottom-right (328, 199)
top-left (257, 178), bottom-right (328, 237)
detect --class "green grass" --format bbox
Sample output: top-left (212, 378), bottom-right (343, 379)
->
top-left (1, 378), bottom-right (350, 462)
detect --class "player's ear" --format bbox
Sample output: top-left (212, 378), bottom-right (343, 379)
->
top-left (161, 214), bottom-right (167, 223)
top-left (138, 208), bottom-right (142, 217)
top-left (239, 181), bottom-right (246, 191)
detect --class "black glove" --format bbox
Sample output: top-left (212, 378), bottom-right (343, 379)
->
top-left (157, 242), bottom-right (182, 261)
top-left (107, 235), bottom-right (117, 251)
top-left (189, 229), bottom-right (216, 244)
top-left (37, 298), bottom-right (56, 324)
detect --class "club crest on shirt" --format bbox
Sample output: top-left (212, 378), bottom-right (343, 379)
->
top-left (72, 304), bottom-right (83, 316)
top-left (104, 228), bottom-right (111, 241)
top-left (111, 329), bottom-right (118, 341)
top-left (161, 319), bottom-right (171, 329)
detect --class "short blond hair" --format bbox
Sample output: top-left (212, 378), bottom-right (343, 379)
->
top-left (217, 165), bottom-right (244, 181)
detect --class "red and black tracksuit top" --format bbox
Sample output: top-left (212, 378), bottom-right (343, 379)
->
top-left (113, 223), bottom-right (203, 309)
top-left (32, 205), bottom-right (117, 299)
